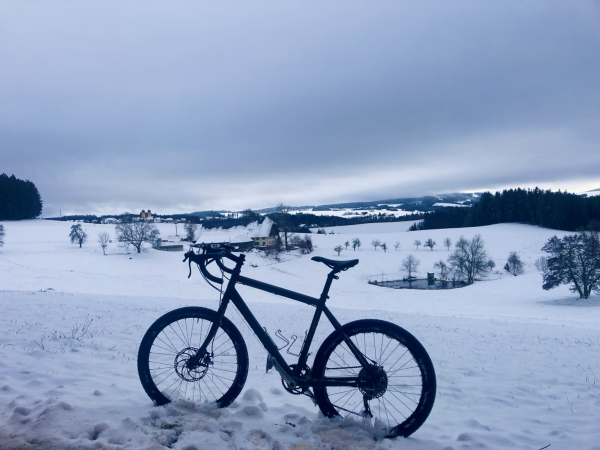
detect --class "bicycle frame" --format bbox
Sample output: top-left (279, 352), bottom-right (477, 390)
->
top-left (188, 251), bottom-right (371, 388)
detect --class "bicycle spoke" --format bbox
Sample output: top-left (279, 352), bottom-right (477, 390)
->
top-left (156, 334), bottom-right (179, 354)
top-left (381, 393), bottom-right (407, 420)
top-left (386, 389), bottom-right (413, 415)
top-left (168, 323), bottom-right (187, 347)
top-left (339, 388), bottom-right (358, 411)
top-left (328, 389), bottom-right (356, 405)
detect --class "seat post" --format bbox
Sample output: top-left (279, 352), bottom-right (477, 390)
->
top-left (318, 270), bottom-right (339, 303)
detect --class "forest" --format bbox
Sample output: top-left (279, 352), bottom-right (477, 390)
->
top-left (0, 173), bottom-right (43, 220)
top-left (415, 188), bottom-right (600, 232)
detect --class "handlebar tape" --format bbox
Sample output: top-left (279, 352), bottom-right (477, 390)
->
top-left (183, 250), bottom-right (224, 284)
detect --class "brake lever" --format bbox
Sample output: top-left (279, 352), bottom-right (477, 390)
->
top-left (183, 250), bottom-right (197, 279)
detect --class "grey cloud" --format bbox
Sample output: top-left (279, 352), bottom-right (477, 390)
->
top-left (0, 1), bottom-right (598, 215)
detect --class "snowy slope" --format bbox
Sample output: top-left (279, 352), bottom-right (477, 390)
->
top-left (0, 220), bottom-right (598, 450)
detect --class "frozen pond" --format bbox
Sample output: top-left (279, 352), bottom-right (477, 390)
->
top-left (370, 278), bottom-right (468, 290)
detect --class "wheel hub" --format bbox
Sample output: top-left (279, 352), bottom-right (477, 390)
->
top-left (358, 365), bottom-right (388, 400)
top-left (174, 347), bottom-right (211, 382)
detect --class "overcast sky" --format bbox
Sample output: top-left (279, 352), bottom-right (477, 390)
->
top-left (1, 1), bottom-right (599, 216)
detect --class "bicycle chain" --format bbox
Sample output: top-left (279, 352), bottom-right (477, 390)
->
top-left (325, 365), bottom-right (363, 370)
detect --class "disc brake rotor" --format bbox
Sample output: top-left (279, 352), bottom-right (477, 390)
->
top-left (174, 347), bottom-right (211, 382)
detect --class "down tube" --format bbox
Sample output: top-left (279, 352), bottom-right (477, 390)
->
top-left (229, 290), bottom-right (294, 378)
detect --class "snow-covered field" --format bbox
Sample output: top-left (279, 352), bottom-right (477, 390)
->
top-left (291, 208), bottom-right (420, 218)
top-left (0, 220), bottom-right (599, 450)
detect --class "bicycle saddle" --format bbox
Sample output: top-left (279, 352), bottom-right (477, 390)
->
top-left (311, 256), bottom-right (359, 271)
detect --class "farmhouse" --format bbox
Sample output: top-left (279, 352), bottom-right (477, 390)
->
top-left (195, 227), bottom-right (255, 251)
top-left (248, 217), bottom-right (279, 249)
top-left (195, 217), bottom-right (280, 251)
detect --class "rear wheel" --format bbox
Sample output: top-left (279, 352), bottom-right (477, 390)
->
top-left (312, 319), bottom-right (436, 438)
top-left (137, 307), bottom-right (248, 407)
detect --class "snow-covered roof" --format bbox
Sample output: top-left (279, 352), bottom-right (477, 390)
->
top-left (196, 227), bottom-right (252, 244)
top-left (247, 217), bottom-right (274, 238)
top-left (194, 218), bottom-right (275, 245)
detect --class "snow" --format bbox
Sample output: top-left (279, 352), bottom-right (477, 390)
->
top-left (0, 219), bottom-right (599, 450)
top-left (247, 217), bottom-right (274, 239)
top-left (432, 203), bottom-right (469, 208)
top-left (575, 188), bottom-right (600, 197)
top-left (292, 208), bottom-right (419, 218)
top-left (195, 218), bottom-right (274, 245)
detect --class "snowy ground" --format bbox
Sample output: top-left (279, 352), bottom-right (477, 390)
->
top-left (0, 220), bottom-right (599, 450)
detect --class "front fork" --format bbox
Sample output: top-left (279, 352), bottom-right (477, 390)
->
top-left (186, 297), bottom-right (230, 369)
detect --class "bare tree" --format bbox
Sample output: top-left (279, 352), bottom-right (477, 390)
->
top-left (414, 239), bottom-right (422, 250)
top-left (400, 255), bottom-right (420, 281)
top-left (344, 240), bottom-right (350, 250)
top-left (394, 241), bottom-right (401, 251)
top-left (534, 256), bottom-right (547, 273)
top-left (424, 238), bottom-right (436, 251)
top-left (289, 234), bottom-right (301, 247)
top-left (381, 242), bottom-right (388, 252)
top-left (505, 252), bottom-right (524, 276)
top-left (98, 232), bottom-right (110, 255)
top-left (69, 224), bottom-right (88, 248)
top-left (115, 221), bottom-right (160, 253)
top-left (541, 232), bottom-right (600, 299)
top-left (447, 234), bottom-right (491, 284)
top-left (273, 203), bottom-right (294, 251)
top-left (444, 237), bottom-right (452, 250)
top-left (334, 245), bottom-right (343, 256)
top-left (372, 239), bottom-right (381, 250)
top-left (0, 224), bottom-right (4, 248)
top-left (433, 260), bottom-right (449, 280)
top-left (184, 221), bottom-right (198, 242)
top-left (298, 234), bottom-right (313, 254)
top-left (352, 238), bottom-right (361, 251)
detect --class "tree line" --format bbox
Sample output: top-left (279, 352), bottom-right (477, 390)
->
top-left (414, 188), bottom-right (600, 232)
top-left (0, 173), bottom-right (43, 220)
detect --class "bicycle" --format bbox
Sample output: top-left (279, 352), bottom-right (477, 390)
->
top-left (137, 244), bottom-right (436, 438)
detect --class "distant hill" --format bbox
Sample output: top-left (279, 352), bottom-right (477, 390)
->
top-left (251, 192), bottom-right (479, 214)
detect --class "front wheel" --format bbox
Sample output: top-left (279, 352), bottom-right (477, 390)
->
top-left (312, 319), bottom-right (436, 438)
top-left (137, 307), bottom-right (249, 407)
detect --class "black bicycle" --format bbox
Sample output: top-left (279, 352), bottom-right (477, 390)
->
top-left (137, 244), bottom-right (436, 438)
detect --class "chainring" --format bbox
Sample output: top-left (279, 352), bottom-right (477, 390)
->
top-left (282, 364), bottom-right (311, 395)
